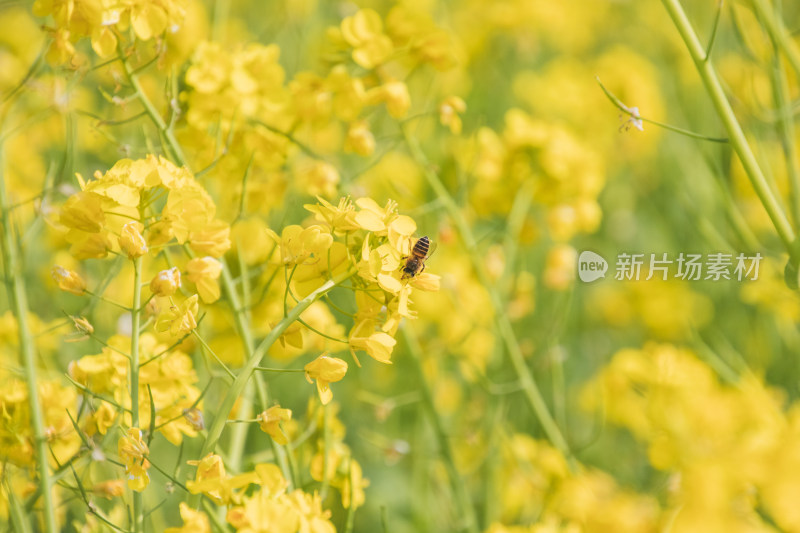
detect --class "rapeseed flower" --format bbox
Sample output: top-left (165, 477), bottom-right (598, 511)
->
top-left (155, 294), bottom-right (199, 338)
top-left (186, 257), bottom-right (223, 303)
top-left (118, 428), bottom-right (150, 491)
top-left (51, 265), bottom-right (86, 295)
top-left (186, 453), bottom-right (262, 505)
top-left (150, 267), bottom-right (182, 297)
top-left (304, 355), bottom-right (348, 405)
top-left (257, 405), bottom-right (292, 445)
top-left (165, 503), bottom-right (211, 533)
top-left (119, 222), bottom-right (149, 259)
top-left (439, 96), bottom-right (467, 134)
top-left (333, 9), bottom-right (393, 69)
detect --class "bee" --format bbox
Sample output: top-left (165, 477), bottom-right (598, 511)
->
top-left (401, 236), bottom-right (435, 279)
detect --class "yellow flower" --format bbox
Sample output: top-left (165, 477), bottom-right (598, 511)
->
top-left (59, 191), bottom-right (106, 232)
top-left (257, 405), bottom-right (293, 445)
top-left (357, 237), bottom-right (403, 293)
top-left (344, 121), bottom-right (376, 157)
top-left (165, 502), bottom-right (211, 533)
top-left (118, 428), bottom-right (150, 492)
top-left (439, 96), bottom-right (467, 134)
top-left (327, 65), bottom-right (366, 122)
top-left (339, 9), bottom-right (394, 69)
top-left (34, 0), bottom-right (187, 63)
top-left (366, 81), bottom-right (411, 118)
top-left (340, 459), bottom-right (368, 509)
top-left (225, 488), bottom-right (299, 532)
top-left (353, 198), bottom-right (417, 243)
top-left (164, 182), bottom-right (218, 242)
top-left (410, 272), bottom-right (441, 292)
top-left (310, 444), bottom-right (369, 511)
top-left (304, 355), bottom-right (348, 405)
top-left (187, 453), bottom-right (260, 505)
top-left (45, 28), bottom-right (75, 65)
top-left (51, 265), bottom-right (87, 295)
top-left (266, 225), bottom-right (334, 266)
top-left (93, 479), bottom-right (125, 499)
top-left (304, 197), bottom-right (361, 234)
top-left (119, 222), bottom-right (149, 259)
top-left (225, 466), bottom-right (335, 533)
top-left (349, 321), bottom-right (397, 364)
top-left (186, 257), bottom-right (223, 303)
top-left (385, 6), bottom-right (457, 70)
top-left (285, 490), bottom-right (337, 532)
top-left (294, 160), bottom-right (340, 198)
top-left (187, 453), bottom-right (227, 503)
top-left (150, 267), bottom-right (182, 297)
top-left (0, 378), bottom-right (81, 467)
top-left (543, 244), bottom-right (577, 291)
top-left (155, 294), bottom-right (199, 338)
top-left (189, 219), bottom-right (232, 257)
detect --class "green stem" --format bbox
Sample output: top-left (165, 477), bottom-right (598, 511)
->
top-left (705, 0), bottom-right (724, 59)
top-left (130, 256), bottom-right (143, 533)
top-left (118, 44), bottom-right (187, 168)
top-left (597, 77), bottom-right (729, 143)
top-left (402, 326), bottom-right (479, 533)
top-left (219, 262), bottom-right (265, 474)
top-left (401, 126), bottom-right (575, 468)
top-left (0, 147), bottom-right (57, 532)
top-left (749, 0), bottom-right (800, 79)
top-left (661, 0), bottom-right (797, 255)
top-left (188, 270), bottom-right (354, 507)
top-left (770, 16), bottom-right (800, 227)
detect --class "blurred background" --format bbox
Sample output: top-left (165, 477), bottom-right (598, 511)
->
top-left (3, 0), bottom-right (800, 532)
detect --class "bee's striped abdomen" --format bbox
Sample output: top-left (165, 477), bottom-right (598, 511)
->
top-left (412, 236), bottom-right (430, 258)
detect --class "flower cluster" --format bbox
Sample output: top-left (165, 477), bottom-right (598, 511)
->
top-left (33, 0), bottom-right (188, 63)
top-left (182, 454), bottom-right (336, 532)
top-left (0, 378), bottom-right (80, 467)
top-left (68, 333), bottom-right (202, 444)
top-left (466, 109), bottom-right (604, 242)
top-left (581, 344), bottom-right (800, 531)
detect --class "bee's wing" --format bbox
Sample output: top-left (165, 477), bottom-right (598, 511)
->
top-left (426, 241), bottom-right (437, 259)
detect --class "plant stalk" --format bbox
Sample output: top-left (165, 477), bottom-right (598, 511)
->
top-left (130, 255), bottom-right (143, 533)
top-left (0, 146), bottom-right (57, 532)
top-left (661, 0), bottom-right (797, 255)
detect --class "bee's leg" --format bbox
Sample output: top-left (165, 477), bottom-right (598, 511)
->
top-left (420, 264), bottom-right (426, 274)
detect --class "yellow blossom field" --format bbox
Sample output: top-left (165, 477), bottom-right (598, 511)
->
top-left (2, 0), bottom-right (800, 532)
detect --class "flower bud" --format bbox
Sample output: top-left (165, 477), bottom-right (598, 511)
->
top-left (93, 480), bottom-right (125, 500)
top-left (344, 121), bottom-right (376, 157)
top-left (150, 267), bottom-right (181, 297)
top-left (182, 408), bottom-right (205, 432)
top-left (119, 222), bottom-right (148, 259)
top-left (52, 265), bottom-right (87, 295)
top-left (383, 81), bottom-right (410, 118)
top-left (439, 96), bottom-right (466, 134)
top-left (66, 315), bottom-right (94, 342)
